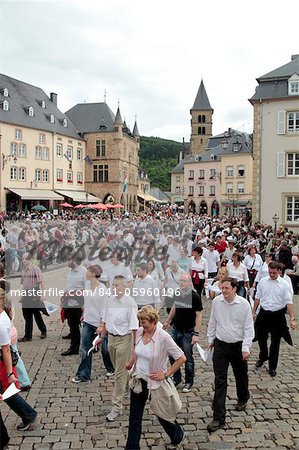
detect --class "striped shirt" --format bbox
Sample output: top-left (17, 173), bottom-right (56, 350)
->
top-left (21, 264), bottom-right (43, 290)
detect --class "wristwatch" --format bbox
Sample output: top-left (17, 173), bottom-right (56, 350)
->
top-left (290, 317), bottom-right (296, 321)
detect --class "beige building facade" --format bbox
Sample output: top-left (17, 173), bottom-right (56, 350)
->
top-left (250, 54), bottom-right (299, 230)
top-left (0, 74), bottom-right (88, 212)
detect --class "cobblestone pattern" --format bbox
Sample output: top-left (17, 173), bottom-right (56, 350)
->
top-left (2, 269), bottom-right (299, 450)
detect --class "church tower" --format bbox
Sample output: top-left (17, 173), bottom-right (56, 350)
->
top-left (190, 80), bottom-right (213, 155)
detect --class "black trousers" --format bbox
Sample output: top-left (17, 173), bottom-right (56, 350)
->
top-left (212, 338), bottom-right (249, 424)
top-left (22, 308), bottom-right (47, 339)
top-left (256, 308), bottom-right (289, 371)
top-left (65, 308), bottom-right (82, 352)
top-left (0, 411), bottom-right (9, 450)
top-left (125, 379), bottom-right (183, 450)
top-left (192, 278), bottom-right (205, 299)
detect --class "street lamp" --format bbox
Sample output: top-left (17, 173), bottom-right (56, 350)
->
top-left (272, 213), bottom-right (279, 232)
top-left (85, 192), bottom-right (89, 203)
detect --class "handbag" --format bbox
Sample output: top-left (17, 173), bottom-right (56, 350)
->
top-left (0, 346), bottom-right (19, 367)
top-left (150, 377), bottom-right (182, 422)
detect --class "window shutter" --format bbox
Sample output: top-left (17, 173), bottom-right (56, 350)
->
top-left (276, 152), bottom-right (285, 177)
top-left (277, 111), bottom-right (285, 134)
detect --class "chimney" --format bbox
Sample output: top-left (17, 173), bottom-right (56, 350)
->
top-left (291, 54), bottom-right (299, 61)
top-left (50, 92), bottom-right (57, 106)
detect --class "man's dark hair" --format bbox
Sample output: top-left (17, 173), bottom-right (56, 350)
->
top-left (138, 262), bottom-right (148, 272)
top-left (268, 261), bottom-right (281, 270)
top-left (222, 277), bottom-right (238, 289)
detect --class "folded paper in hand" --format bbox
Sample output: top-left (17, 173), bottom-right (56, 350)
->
top-left (2, 383), bottom-right (21, 400)
top-left (196, 344), bottom-right (214, 364)
top-left (44, 301), bottom-right (59, 315)
top-left (87, 336), bottom-right (101, 356)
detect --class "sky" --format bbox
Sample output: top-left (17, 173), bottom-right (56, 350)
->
top-left (0, 0), bottom-right (298, 142)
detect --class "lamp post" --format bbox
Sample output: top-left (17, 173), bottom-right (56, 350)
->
top-left (272, 213), bottom-right (279, 232)
top-left (85, 192), bottom-right (88, 203)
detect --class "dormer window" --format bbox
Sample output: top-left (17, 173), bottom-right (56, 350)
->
top-left (2, 88), bottom-right (9, 97)
top-left (63, 118), bottom-right (67, 127)
top-left (233, 142), bottom-right (241, 152)
top-left (2, 100), bottom-right (9, 111)
top-left (288, 74), bottom-right (299, 95)
top-left (28, 106), bottom-right (35, 117)
top-left (49, 114), bottom-right (55, 123)
top-left (40, 100), bottom-right (46, 108)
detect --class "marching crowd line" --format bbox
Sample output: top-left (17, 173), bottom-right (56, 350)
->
top-left (0, 212), bottom-right (298, 450)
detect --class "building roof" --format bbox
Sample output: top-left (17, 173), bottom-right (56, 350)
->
top-left (0, 73), bottom-right (83, 139)
top-left (191, 79), bottom-right (213, 111)
top-left (65, 102), bottom-right (116, 133)
top-left (150, 187), bottom-right (171, 202)
top-left (133, 120), bottom-right (140, 137)
top-left (184, 129), bottom-right (252, 163)
top-left (250, 54), bottom-right (299, 101)
top-left (170, 159), bottom-right (185, 173)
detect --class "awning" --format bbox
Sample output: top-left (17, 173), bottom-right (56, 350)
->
top-left (173, 196), bottom-right (184, 203)
top-left (8, 188), bottom-right (64, 201)
top-left (55, 190), bottom-right (101, 203)
top-left (137, 191), bottom-right (163, 203)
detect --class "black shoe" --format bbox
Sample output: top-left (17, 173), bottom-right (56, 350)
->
top-left (235, 401), bottom-right (247, 411)
top-left (255, 359), bottom-right (265, 368)
top-left (62, 333), bottom-right (71, 339)
top-left (20, 385), bottom-right (31, 392)
top-left (61, 349), bottom-right (79, 356)
top-left (18, 336), bottom-right (32, 342)
top-left (269, 369), bottom-right (277, 377)
top-left (207, 419), bottom-right (225, 433)
top-left (40, 332), bottom-right (47, 339)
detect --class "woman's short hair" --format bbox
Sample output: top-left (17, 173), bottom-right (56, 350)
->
top-left (232, 252), bottom-right (242, 262)
top-left (137, 305), bottom-right (159, 324)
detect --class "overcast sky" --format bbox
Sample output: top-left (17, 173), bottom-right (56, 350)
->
top-left (0, 0), bottom-right (298, 142)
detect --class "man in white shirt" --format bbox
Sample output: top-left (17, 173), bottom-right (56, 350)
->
top-left (204, 242), bottom-right (220, 278)
top-left (106, 254), bottom-right (134, 289)
top-left (98, 276), bottom-right (138, 422)
top-left (207, 277), bottom-right (254, 433)
top-left (253, 261), bottom-right (297, 377)
top-left (132, 263), bottom-right (161, 311)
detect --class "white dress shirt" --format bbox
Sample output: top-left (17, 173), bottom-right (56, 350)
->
top-left (83, 281), bottom-right (108, 328)
top-left (256, 276), bottom-right (293, 311)
top-left (102, 294), bottom-right (138, 336)
top-left (207, 294), bottom-right (254, 352)
top-left (188, 256), bottom-right (208, 279)
top-left (204, 250), bottom-right (220, 273)
top-left (133, 275), bottom-right (161, 306)
top-left (106, 262), bottom-right (133, 288)
top-left (226, 262), bottom-right (249, 282)
top-left (243, 254), bottom-right (263, 271)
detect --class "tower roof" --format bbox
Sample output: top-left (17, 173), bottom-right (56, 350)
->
top-left (114, 106), bottom-right (123, 125)
top-left (133, 120), bottom-right (140, 137)
top-left (191, 79), bottom-right (213, 111)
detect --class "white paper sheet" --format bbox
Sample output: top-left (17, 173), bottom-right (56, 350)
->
top-left (44, 301), bottom-right (59, 315)
top-left (87, 335), bottom-right (101, 356)
top-left (196, 344), bottom-right (214, 364)
top-left (2, 383), bottom-right (21, 400)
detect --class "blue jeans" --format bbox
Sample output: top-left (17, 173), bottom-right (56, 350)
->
top-left (168, 327), bottom-right (194, 385)
top-left (76, 322), bottom-right (114, 381)
top-left (125, 379), bottom-right (183, 450)
top-left (12, 344), bottom-right (31, 388)
top-left (101, 335), bottom-right (114, 373)
top-left (5, 393), bottom-right (37, 424)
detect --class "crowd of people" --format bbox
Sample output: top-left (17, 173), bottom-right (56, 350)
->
top-left (0, 210), bottom-right (298, 449)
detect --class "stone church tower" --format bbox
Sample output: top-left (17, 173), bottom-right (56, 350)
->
top-left (190, 80), bottom-right (213, 155)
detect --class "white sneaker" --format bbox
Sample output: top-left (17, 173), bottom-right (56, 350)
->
top-left (106, 410), bottom-right (120, 422)
top-left (106, 371), bottom-right (115, 377)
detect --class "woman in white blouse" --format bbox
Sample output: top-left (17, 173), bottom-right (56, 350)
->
top-left (243, 246), bottom-right (263, 287)
top-left (226, 253), bottom-right (249, 298)
top-left (188, 246), bottom-right (208, 299)
top-left (253, 253), bottom-right (275, 289)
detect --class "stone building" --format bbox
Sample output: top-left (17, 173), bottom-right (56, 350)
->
top-left (66, 103), bottom-right (140, 211)
top-left (250, 54), bottom-right (299, 230)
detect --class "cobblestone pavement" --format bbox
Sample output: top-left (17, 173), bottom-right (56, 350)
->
top-left (2, 267), bottom-right (299, 450)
